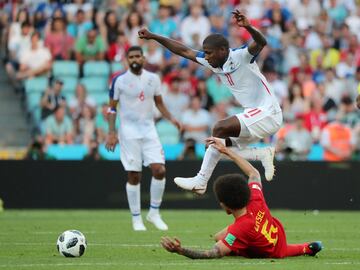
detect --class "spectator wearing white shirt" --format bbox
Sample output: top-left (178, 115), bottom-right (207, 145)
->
top-left (182, 96), bottom-right (212, 143)
top-left (163, 77), bottom-right (190, 121)
top-left (69, 83), bottom-right (96, 121)
top-left (180, 5), bottom-right (210, 47)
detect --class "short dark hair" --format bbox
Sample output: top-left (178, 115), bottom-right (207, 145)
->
top-left (126, 46), bottom-right (143, 56)
top-left (203, 34), bottom-right (229, 49)
top-left (213, 174), bottom-right (250, 209)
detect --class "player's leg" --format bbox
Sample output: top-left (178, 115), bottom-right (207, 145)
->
top-left (284, 242), bottom-right (323, 257)
top-left (143, 137), bottom-right (168, 230)
top-left (121, 139), bottom-right (146, 231)
top-left (174, 116), bottom-right (240, 194)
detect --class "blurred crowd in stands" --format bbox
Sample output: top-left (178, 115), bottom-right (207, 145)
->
top-left (0, 0), bottom-right (359, 161)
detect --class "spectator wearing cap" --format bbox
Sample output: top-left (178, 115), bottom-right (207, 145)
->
top-left (16, 31), bottom-right (52, 80)
top-left (150, 4), bottom-right (177, 38)
top-left (44, 106), bottom-right (74, 145)
top-left (40, 79), bottom-right (66, 121)
top-left (75, 28), bottom-right (106, 65)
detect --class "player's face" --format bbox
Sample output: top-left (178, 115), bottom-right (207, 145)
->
top-left (203, 44), bottom-right (227, 68)
top-left (127, 50), bottom-right (144, 73)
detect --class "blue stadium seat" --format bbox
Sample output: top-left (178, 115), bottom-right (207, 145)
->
top-left (195, 143), bottom-right (206, 158)
top-left (90, 92), bottom-right (109, 106)
top-left (26, 92), bottom-right (42, 112)
top-left (163, 144), bottom-right (184, 160)
top-left (24, 77), bottom-right (48, 94)
top-left (307, 144), bottom-right (324, 161)
top-left (61, 77), bottom-right (78, 94)
top-left (83, 61), bottom-right (110, 78)
top-left (46, 144), bottom-right (88, 160)
top-left (111, 62), bottom-right (124, 73)
top-left (52, 61), bottom-right (79, 78)
top-left (80, 77), bottom-right (108, 93)
top-left (98, 144), bottom-right (120, 160)
top-left (156, 120), bottom-right (180, 144)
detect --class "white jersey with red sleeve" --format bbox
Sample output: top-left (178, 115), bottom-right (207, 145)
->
top-left (196, 46), bottom-right (281, 114)
top-left (109, 69), bottom-right (162, 139)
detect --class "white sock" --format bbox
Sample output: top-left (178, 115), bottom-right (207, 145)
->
top-left (230, 146), bottom-right (262, 161)
top-left (126, 182), bottom-right (141, 220)
top-left (198, 145), bottom-right (222, 183)
top-left (149, 177), bottom-right (166, 215)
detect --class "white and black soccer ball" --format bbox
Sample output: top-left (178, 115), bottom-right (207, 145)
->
top-left (56, 230), bottom-right (87, 257)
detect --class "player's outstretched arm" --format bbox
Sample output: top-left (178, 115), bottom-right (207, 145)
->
top-left (232, 10), bottom-right (267, 56)
top-left (206, 137), bottom-right (261, 184)
top-left (138, 28), bottom-right (199, 63)
top-left (161, 237), bottom-right (230, 259)
top-left (105, 99), bottom-right (119, 152)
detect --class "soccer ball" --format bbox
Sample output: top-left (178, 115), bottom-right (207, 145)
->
top-left (56, 230), bottom-right (87, 257)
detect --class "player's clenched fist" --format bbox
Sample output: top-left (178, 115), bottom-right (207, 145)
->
top-left (138, 28), bottom-right (154, 40)
top-left (105, 132), bottom-right (118, 152)
top-left (232, 10), bottom-right (250, 28)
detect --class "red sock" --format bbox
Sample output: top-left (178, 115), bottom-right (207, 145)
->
top-left (285, 243), bottom-right (310, 257)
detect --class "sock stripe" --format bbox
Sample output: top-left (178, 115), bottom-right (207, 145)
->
top-left (150, 204), bottom-right (160, 209)
top-left (132, 213), bottom-right (141, 217)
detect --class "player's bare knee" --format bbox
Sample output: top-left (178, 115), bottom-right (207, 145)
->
top-left (152, 165), bottom-right (165, 179)
top-left (128, 172), bottom-right (141, 185)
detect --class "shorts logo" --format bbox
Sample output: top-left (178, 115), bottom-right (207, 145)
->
top-left (225, 233), bottom-right (236, 246)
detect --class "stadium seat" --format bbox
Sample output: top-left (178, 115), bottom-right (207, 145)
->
top-left (61, 77), bottom-right (78, 94)
top-left (26, 92), bottom-right (42, 112)
top-left (52, 61), bottom-right (79, 78)
top-left (156, 120), bottom-right (180, 144)
top-left (163, 144), bottom-right (184, 160)
top-left (111, 62), bottom-right (124, 73)
top-left (46, 144), bottom-right (88, 160)
top-left (83, 61), bottom-right (110, 78)
top-left (98, 144), bottom-right (120, 160)
top-left (24, 77), bottom-right (48, 94)
top-left (80, 77), bottom-right (108, 93)
top-left (307, 144), bottom-right (324, 161)
top-left (195, 143), bottom-right (206, 158)
top-left (90, 92), bottom-right (109, 106)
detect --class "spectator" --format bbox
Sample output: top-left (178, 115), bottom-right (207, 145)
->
top-left (75, 28), bottom-right (106, 64)
top-left (40, 78), bottom-right (66, 121)
top-left (182, 96), bottom-right (212, 143)
top-left (177, 138), bottom-right (202, 160)
top-left (320, 117), bottom-right (355, 161)
top-left (211, 102), bottom-right (229, 122)
top-left (325, 0), bottom-right (348, 26)
top-left (282, 114), bottom-right (313, 161)
top-left (16, 31), bottom-right (52, 80)
top-left (44, 106), bottom-right (74, 145)
top-left (69, 83), bottom-right (96, 121)
top-left (67, 9), bottom-right (93, 39)
top-left (106, 30), bottom-right (130, 62)
top-left (44, 17), bottom-right (74, 60)
top-left (24, 138), bottom-right (54, 160)
top-left (125, 10), bottom-right (144, 46)
top-left (180, 5), bottom-right (210, 47)
top-left (7, 9), bottom-right (30, 45)
top-left (323, 68), bottom-right (346, 106)
top-left (150, 5), bottom-right (177, 38)
top-left (304, 98), bottom-right (328, 142)
top-left (197, 78), bottom-right (214, 110)
top-left (163, 77), bottom-right (190, 120)
top-left (74, 105), bottom-right (95, 147)
top-left (289, 0), bottom-right (321, 29)
top-left (64, 0), bottom-right (93, 24)
top-left (337, 96), bottom-right (360, 128)
top-left (144, 40), bottom-right (164, 72)
top-left (100, 10), bottom-right (120, 47)
top-left (264, 69), bottom-right (288, 106)
top-left (83, 139), bottom-right (102, 160)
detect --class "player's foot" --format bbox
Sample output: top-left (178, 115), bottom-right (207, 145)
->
top-left (132, 217), bottom-right (147, 231)
top-left (174, 175), bottom-right (207, 195)
top-left (146, 212), bottom-right (168, 231)
top-left (307, 241), bottom-right (323, 256)
top-left (260, 146), bottom-right (275, 181)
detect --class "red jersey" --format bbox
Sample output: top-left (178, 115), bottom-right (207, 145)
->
top-left (221, 183), bottom-right (287, 258)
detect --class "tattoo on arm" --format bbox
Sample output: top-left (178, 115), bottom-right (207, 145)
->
top-left (180, 244), bottom-right (222, 259)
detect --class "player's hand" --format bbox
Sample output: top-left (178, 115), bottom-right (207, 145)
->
top-left (170, 118), bottom-right (183, 132)
top-left (138, 28), bottom-right (154, 40)
top-left (161, 237), bottom-right (182, 254)
top-left (356, 94), bottom-right (360, 109)
top-left (232, 10), bottom-right (250, 28)
top-left (206, 137), bottom-right (229, 155)
top-left (105, 132), bottom-right (118, 152)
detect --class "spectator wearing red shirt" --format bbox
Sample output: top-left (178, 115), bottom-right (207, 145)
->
top-left (289, 53), bottom-right (313, 86)
top-left (161, 138), bottom-right (322, 259)
top-left (106, 31), bottom-right (130, 62)
top-left (303, 98), bottom-right (327, 141)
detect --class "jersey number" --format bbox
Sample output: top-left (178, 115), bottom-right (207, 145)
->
top-left (261, 219), bottom-right (278, 246)
top-left (225, 73), bottom-right (235, 86)
top-left (138, 91), bottom-right (145, 101)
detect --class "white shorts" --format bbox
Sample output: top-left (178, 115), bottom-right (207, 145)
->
top-left (232, 107), bottom-right (283, 146)
top-left (120, 137), bottom-right (165, 172)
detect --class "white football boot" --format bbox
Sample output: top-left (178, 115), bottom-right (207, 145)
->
top-left (174, 175), bottom-right (207, 195)
top-left (146, 212), bottom-right (168, 231)
top-left (260, 146), bottom-right (275, 181)
top-left (132, 216), bottom-right (147, 231)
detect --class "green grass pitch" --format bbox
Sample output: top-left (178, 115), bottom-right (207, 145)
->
top-left (0, 210), bottom-right (359, 270)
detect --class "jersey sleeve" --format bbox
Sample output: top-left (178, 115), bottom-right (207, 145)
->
top-left (221, 224), bottom-right (248, 253)
top-left (232, 46), bottom-right (258, 64)
top-left (109, 76), bottom-right (121, 101)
